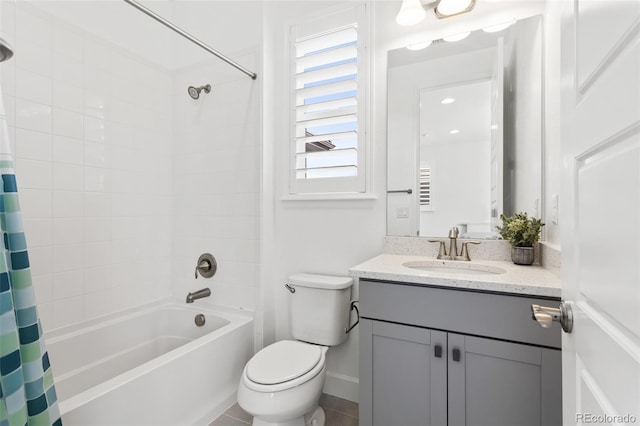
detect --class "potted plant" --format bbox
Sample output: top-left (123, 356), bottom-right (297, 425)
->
top-left (496, 212), bottom-right (544, 265)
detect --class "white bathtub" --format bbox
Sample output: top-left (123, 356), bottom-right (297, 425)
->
top-left (45, 300), bottom-right (254, 425)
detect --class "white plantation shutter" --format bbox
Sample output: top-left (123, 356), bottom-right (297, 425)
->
top-left (420, 167), bottom-right (433, 210)
top-left (290, 5), bottom-right (368, 195)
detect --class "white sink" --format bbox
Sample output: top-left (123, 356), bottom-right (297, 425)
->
top-left (402, 260), bottom-right (507, 276)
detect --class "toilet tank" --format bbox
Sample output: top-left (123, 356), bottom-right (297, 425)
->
top-left (288, 273), bottom-right (353, 346)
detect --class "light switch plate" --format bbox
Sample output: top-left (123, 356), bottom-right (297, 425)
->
top-left (396, 207), bottom-right (409, 218)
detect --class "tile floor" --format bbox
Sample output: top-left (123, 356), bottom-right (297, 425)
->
top-left (209, 394), bottom-right (359, 426)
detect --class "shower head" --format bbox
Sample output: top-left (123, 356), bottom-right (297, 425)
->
top-left (188, 84), bottom-right (211, 100)
top-left (0, 38), bottom-right (14, 63)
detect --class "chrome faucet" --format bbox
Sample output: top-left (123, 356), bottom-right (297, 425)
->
top-left (186, 288), bottom-right (211, 303)
top-left (429, 227), bottom-right (480, 261)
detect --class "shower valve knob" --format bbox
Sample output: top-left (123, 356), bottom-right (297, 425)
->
top-left (195, 253), bottom-right (217, 279)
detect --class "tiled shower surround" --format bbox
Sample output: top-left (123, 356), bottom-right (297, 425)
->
top-left (0, 1), bottom-right (261, 330)
top-left (172, 56), bottom-right (260, 312)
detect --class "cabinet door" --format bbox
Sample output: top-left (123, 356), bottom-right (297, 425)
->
top-left (360, 319), bottom-right (447, 426)
top-left (448, 333), bottom-right (562, 426)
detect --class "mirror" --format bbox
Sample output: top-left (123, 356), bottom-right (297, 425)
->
top-left (387, 15), bottom-right (543, 238)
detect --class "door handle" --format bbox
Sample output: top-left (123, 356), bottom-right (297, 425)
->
top-left (531, 302), bottom-right (573, 333)
top-left (434, 344), bottom-right (442, 358)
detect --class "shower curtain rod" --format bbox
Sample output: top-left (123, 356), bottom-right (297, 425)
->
top-left (123, 0), bottom-right (257, 80)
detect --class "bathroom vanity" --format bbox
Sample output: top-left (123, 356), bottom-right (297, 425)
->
top-left (350, 251), bottom-right (562, 426)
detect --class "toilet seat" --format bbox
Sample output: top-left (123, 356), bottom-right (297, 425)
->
top-left (242, 340), bottom-right (327, 393)
top-left (247, 340), bottom-right (322, 385)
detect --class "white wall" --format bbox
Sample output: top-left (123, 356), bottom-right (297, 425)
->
top-left (542, 0), bottom-right (563, 247)
top-left (19, 0), bottom-right (174, 68)
top-left (503, 14), bottom-right (543, 217)
top-left (262, 0), bottom-right (387, 402)
top-left (0, 0), bottom-right (173, 330)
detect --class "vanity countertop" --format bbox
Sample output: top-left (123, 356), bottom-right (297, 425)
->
top-left (349, 254), bottom-right (561, 298)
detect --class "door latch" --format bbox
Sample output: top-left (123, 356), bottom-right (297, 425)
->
top-left (531, 302), bottom-right (573, 333)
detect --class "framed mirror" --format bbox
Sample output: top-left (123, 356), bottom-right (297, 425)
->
top-left (387, 15), bottom-right (543, 238)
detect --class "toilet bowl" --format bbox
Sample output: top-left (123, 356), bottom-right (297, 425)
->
top-left (237, 340), bottom-right (328, 426)
top-left (236, 273), bottom-right (354, 426)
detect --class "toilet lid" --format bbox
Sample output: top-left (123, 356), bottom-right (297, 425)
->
top-left (246, 340), bottom-right (322, 385)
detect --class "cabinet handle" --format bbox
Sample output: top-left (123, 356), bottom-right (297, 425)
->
top-left (434, 344), bottom-right (442, 358)
top-left (452, 348), bottom-right (461, 362)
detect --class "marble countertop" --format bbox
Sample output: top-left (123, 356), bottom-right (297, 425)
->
top-left (349, 254), bottom-right (561, 298)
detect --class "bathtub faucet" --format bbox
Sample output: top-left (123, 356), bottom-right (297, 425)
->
top-left (186, 288), bottom-right (211, 303)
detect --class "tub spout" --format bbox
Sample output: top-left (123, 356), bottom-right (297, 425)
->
top-left (186, 288), bottom-right (211, 303)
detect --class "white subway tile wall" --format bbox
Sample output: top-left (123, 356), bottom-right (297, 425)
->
top-left (171, 51), bottom-right (261, 312)
top-left (2, 2), bottom-right (174, 329)
top-left (1, 0), bottom-right (261, 330)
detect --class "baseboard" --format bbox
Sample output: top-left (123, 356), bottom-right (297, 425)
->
top-left (193, 392), bottom-right (236, 426)
top-left (323, 371), bottom-right (359, 403)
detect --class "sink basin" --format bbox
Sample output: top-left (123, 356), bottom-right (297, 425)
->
top-left (402, 260), bottom-right (507, 276)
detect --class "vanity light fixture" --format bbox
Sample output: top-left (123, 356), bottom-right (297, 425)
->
top-left (441, 97), bottom-right (455, 104)
top-left (482, 19), bottom-right (516, 33)
top-left (435, 0), bottom-right (476, 18)
top-left (396, 0), bottom-right (475, 27)
top-left (396, 0), bottom-right (427, 26)
top-left (407, 40), bottom-right (433, 50)
top-left (442, 31), bottom-right (471, 42)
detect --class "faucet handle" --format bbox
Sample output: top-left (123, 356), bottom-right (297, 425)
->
top-left (459, 241), bottom-right (481, 261)
top-left (195, 253), bottom-right (217, 279)
top-left (428, 239), bottom-right (448, 259)
top-left (448, 226), bottom-right (459, 238)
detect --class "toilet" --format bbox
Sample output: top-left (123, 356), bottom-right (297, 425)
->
top-left (237, 273), bottom-right (354, 426)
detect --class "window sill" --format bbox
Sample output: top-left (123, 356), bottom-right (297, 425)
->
top-left (281, 193), bottom-right (378, 202)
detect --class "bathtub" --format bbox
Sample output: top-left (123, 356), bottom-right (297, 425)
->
top-left (45, 300), bottom-right (254, 425)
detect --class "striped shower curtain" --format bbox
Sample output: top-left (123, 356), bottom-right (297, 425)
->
top-left (0, 94), bottom-right (62, 425)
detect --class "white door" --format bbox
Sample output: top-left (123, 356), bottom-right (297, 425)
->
top-left (561, 0), bottom-right (640, 425)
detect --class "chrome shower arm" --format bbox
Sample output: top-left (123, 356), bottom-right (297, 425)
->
top-left (122, 0), bottom-right (257, 80)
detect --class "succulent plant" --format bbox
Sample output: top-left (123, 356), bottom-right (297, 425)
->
top-left (497, 212), bottom-right (544, 247)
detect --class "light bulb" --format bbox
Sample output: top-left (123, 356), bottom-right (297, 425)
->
top-left (443, 31), bottom-right (471, 42)
top-left (396, 0), bottom-right (427, 26)
top-left (407, 40), bottom-right (433, 50)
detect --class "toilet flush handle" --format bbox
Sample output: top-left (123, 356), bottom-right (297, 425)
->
top-left (345, 301), bottom-right (360, 334)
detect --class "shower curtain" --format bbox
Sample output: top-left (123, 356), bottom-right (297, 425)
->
top-left (0, 94), bottom-right (62, 425)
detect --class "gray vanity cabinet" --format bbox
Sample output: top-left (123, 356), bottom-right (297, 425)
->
top-left (447, 333), bottom-right (561, 426)
top-left (359, 279), bottom-right (562, 426)
top-left (360, 320), bottom-right (447, 426)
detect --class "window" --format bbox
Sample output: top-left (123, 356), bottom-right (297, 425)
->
top-left (420, 167), bottom-right (433, 211)
top-left (289, 5), bottom-right (368, 195)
